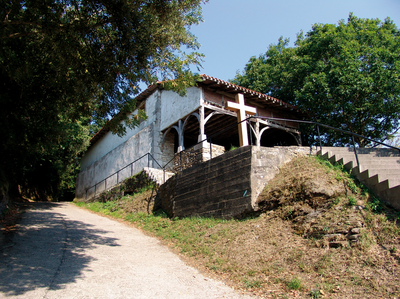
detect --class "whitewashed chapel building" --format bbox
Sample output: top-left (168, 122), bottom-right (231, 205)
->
top-left (75, 75), bottom-right (303, 201)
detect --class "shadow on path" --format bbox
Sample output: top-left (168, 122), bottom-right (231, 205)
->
top-left (0, 202), bottom-right (119, 297)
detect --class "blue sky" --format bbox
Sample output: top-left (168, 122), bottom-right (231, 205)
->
top-left (189, 0), bottom-right (400, 82)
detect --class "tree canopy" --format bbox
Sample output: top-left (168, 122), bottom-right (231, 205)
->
top-left (0, 0), bottom-right (206, 201)
top-left (233, 14), bottom-right (400, 147)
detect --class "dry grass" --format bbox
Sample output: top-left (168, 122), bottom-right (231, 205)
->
top-left (76, 156), bottom-right (400, 298)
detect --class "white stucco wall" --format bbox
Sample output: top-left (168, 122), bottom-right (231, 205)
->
top-left (81, 91), bottom-right (159, 170)
top-left (160, 87), bottom-right (202, 131)
top-left (75, 124), bottom-right (155, 200)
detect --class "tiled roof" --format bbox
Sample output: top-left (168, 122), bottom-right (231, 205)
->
top-left (199, 74), bottom-right (299, 111)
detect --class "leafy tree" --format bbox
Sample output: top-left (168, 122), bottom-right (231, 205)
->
top-left (0, 0), bottom-right (205, 202)
top-left (233, 14), bottom-right (400, 147)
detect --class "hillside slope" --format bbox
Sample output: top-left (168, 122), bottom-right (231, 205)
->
top-left (75, 155), bottom-right (400, 298)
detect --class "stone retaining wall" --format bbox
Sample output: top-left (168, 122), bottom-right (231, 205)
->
top-left (155, 145), bottom-right (314, 218)
top-left (173, 143), bottom-right (226, 173)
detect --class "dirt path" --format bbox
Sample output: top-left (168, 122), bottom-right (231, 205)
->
top-left (0, 202), bottom-right (254, 299)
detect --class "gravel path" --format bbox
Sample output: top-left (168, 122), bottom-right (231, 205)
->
top-left (0, 202), bottom-right (254, 299)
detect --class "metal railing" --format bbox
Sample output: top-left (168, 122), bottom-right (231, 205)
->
top-left (161, 116), bottom-right (255, 173)
top-left (164, 116), bottom-right (400, 171)
top-left (252, 116), bottom-right (400, 167)
top-left (85, 152), bottom-right (162, 200)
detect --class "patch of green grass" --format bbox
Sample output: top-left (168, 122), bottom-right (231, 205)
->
top-left (331, 197), bottom-right (341, 205)
top-left (286, 248), bottom-right (303, 263)
top-left (297, 261), bottom-right (307, 272)
top-left (309, 288), bottom-right (321, 298)
top-left (78, 201), bottom-right (105, 213)
top-left (131, 184), bottom-right (155, 196)
top-left (315, 155), bottom-right (359, 194)
top-left (244, 279), bottom-right (262, 289)
top-left (287, 277), bottom-right (303, 290)
top-left (123, 211), bottom-right (232, 260)
top-left (348, 195), bottom-right (357, 206)
top-left (315, 252), bottom-right (333, 273)
top-left (366, 195), bottom-right (384, 213)
top-left (359, 230), bottom-right (375, 249)
top-left (76, 201), bottom-right (124, 218)
top-left (228, 144), bottom-right (238, 151)
top-left (74, 201), bottom-right (86, 208)
top-left (347, 178), bottom-right (359, 194)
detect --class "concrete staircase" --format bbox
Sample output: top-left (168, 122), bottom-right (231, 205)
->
top-left (318, 147), bottom-right (400, 210)
top-left (143, 167), bottom-right (174, 186)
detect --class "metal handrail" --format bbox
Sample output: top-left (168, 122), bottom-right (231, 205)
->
top-left (160, 118), bottom-right (248, 173)
top-left (85, 152), bottom-right (162, 200)
top-left (253, 116), bottom-right (400, 152)
top-left (165, 115), bottom-right (399, 172)
top-left (251, 116), bottom-right (400, 168)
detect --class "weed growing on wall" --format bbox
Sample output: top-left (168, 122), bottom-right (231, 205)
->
top-left (92, 171), bottom-right (155, 203)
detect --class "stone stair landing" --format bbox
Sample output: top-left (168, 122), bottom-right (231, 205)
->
top-left (143, 167), bottom-right (174, 186)
top-left (319, 147), bottom-right (400, 210)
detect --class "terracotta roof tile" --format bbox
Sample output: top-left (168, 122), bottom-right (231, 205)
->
top-left (199, 74), bottom-right (299, 111)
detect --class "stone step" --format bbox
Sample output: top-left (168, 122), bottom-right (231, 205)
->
top-left (352, 166), bottom-right (400, 182)
top-left (327, 152), bottom-right (400, 164)
top-left (358, 162), bottom-right (400, 174)
top-left (327, 157), bottom-right (400, 175)
top-left (360, 168), bottom-right (400, 179)
top-left (333, 152), bottom-right (400, 161)
top-left (318, 147), bottom-right (400, 210)
top-left (321, 146), bottom-right (400, 157)
top-left (330, 155), bottom-right (400, 168)
top-left (328, 154), bottom-right (356, 166)
top-left (380, 186), bottom-right (400, 210)
top-left (363, 157), bottom-right (400, 163)
top-left (374, 178), bottom-right (400, 192)
top-left (143, 167), bottom-right (174, 186)
top-left (365, 173), bottom-right (400, 188)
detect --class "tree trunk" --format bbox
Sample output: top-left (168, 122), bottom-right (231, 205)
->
top-left (0, 192), bottom-right (9, 216)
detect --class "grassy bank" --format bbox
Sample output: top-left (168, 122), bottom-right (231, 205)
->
top-left (75, 156), bottom-right (400, 298)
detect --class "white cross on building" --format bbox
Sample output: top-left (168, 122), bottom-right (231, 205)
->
top-left (225, 93), bottom-right (257, 147)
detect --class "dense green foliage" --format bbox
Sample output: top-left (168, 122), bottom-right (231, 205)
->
top-left (233, 14), bottom-right (400, 146)
top-left (0, 0), bottom-right (205, 200)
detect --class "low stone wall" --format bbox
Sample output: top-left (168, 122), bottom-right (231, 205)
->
top-left (173, 142), bottom-right (225, 173)
top-left (81, 170), bottom-right (155, 203)
top-left (155, 145), bottom-right (314, 219)
top-left (156, 146), bottom-right (253, 218)
top-left (251, 146), bottom-right (315, 206)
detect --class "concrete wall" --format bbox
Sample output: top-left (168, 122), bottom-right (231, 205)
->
top-left (76, 89), bottom-right (161, 201)
top-left (204, 88), bottom-right (233, 106)
top-left (250, 146), bottom-right (315, 205)
top-left (81, 91), bottom-right (159, 170)
top-left (155, 146), bottom-right (314, 219)
top-left (160, 87), bottom-right (201, 131)
top-left (75, 125), bottom-right (156, 200)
